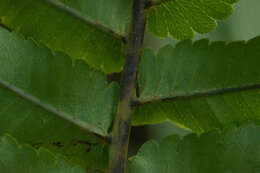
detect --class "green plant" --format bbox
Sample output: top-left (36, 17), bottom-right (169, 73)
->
top-left (0, 0), bottom-right (260, 172)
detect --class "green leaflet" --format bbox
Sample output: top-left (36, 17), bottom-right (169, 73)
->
top-left (0, 27), bottom-right (119, 136)
top-left (130, 124), bottom-right (260, 173)
top-left (34, 140), bottom-right (109, 172)
top-left (147, 0), bottom-right (239, 40)
top-left (0, 27), bottom-right (119, 170)
top-left (0, 0), bottom-right (125, 73)
top-left (0, 86), bottom-right (110, 171)
top-left (133, 37), bottom-right (260, 133)
top-left (57, 0), bottom-right (132, 35)
top-left (0, 135), bottom-right (85, 173)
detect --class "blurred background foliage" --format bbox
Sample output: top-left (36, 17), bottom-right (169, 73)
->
top-left (130, 0), bottom-right (260, 155)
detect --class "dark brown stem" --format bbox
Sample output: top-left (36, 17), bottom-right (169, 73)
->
top-left (109, 0), bottom-right (148, 173)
